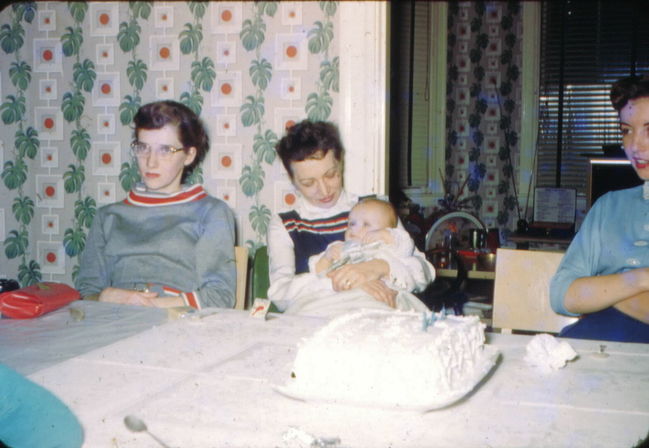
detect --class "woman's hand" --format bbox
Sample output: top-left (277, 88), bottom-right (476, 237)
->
top-left (360, 280), bottom-right (398, 308)
top-left (98, 287), bottom-right (158, 306)
top-left (327, 259), bottom-right (389, 291)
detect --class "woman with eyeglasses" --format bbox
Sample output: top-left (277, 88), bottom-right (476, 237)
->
top-left (75, 101), bottom-right (236, 309)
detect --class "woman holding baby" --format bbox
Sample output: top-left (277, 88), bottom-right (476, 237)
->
top-left (266, 120), bottom-right (434, 311)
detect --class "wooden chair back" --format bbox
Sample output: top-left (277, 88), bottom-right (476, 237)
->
top-left (492, 248), bottom-right (578, 333)
top-left (234, 246), bottom-right (248, 310)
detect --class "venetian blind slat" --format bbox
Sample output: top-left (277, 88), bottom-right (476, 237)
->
top-left (536, 0), bottom-right (649, 193)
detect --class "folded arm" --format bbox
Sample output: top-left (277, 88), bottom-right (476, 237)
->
top-left (565, 269), bottom-right (649, 323)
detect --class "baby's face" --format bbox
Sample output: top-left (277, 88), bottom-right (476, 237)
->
top-left (345, 203), bottom-right (392, 242)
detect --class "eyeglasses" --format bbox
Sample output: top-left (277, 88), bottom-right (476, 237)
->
top-left (130, 141), bottom-right (186, 158)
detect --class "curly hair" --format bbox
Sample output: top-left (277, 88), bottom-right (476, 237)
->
top-left (133, 101), bottom-right (209, 182)
top-left (610, 74), bottom-right (649, 112)
top-left (275, 120), bottom-right (345, 179)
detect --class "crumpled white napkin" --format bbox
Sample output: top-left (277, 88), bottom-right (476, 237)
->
top-left (524, 333), bottom-right (578, 371)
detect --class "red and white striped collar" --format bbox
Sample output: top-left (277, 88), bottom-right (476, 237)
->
top-left (124, 184), bottom-right (208, 207)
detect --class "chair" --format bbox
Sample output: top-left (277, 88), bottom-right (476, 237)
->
top-left (250, 245), bottom-right (270, 304)
top-left (491, 248), bottom-right (578, 334)
top-left (234, 246), bottom-right (248, 310)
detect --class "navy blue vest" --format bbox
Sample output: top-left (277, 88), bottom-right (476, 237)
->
top-left (280, 210), bottom-right (349, 274)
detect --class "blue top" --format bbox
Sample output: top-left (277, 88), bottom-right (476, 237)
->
top-left (0, 363), bottom-right (83, 447)
top-left (550, 183), bottom-right (649, 316)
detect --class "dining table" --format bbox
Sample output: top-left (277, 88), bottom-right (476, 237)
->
top-left (1, 300), bottom-right (647, 448)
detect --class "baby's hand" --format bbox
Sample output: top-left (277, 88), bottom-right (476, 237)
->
top-left (325, 241), bottom-right (344, 262)
top-left (362, 229), bottom-right (394, 245)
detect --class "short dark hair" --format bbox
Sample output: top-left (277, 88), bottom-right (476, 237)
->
top-left (133, 101), bottom-right (209, 182)
top-left (275, 120), bottom-right (344, 178)
top-left (610, 74), bottom-right (649, 112)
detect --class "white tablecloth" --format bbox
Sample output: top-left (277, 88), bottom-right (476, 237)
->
top-left (3, 302), bottom-right (648, 447)
top-left (0, 301), bottom-right (167, 375)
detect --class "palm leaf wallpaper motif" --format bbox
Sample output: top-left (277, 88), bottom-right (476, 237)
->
top-left (0, 1), bottom-right (524, 286)
top-left (1, 3), bottom-right (42, 286)
top-left (0, 1), bottom-right (343, 285)
top-left (239, 2), bottom-right (277, 253)
top-left (61, 2), bottom-right (95, 282)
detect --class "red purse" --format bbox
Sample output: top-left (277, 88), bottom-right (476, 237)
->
top-left (0, 282), bottom-right (81, 319)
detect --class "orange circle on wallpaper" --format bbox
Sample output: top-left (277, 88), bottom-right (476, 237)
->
top-left (44, 17), bottom-right (50, 24)
top-left (45, 185), bottom-right (56, 197)
top-left (101, 83), bottom-right (111, 95)
top-left (103, 121), bottom-right (110, 128)
top-left (42, 49), bottom-right (53, 62)
top-left (284, 193), bottom-right (296, 205)
top-left (220, 83), bottom-right (232, 95)
top-left (285, 120), bottom-right (296, 130)
top-left (161, 13), bottom-right (168, 21)
top-left (223, 194), bottom-right (230, 201)
top-left (221, 155), bottom-right (232, 168)
top-left (99, 13), bottom-right (110, 25)
top-left (221, 9), bottom-right (232, 22)
top-left (285, 45), bottom-right (298, 58)
top-left (159, 46), bottom-right (170, 59)
top-left (46, 252), bottom-right (57, 263)
top-left (162, 85), bottom-right (169, 92)
top-left (101, 153), bottom-right (112, 165)
top-left (43, 118), bottom-right (55, 129)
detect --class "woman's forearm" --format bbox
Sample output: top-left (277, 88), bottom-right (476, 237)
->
top-left (614, 293), bottom-right (649, 324)
top-left (564, 267), bottom-right (649, 314)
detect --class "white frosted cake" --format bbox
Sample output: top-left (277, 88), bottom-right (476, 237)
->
top-left (282, 309), bottom-right (497, 410)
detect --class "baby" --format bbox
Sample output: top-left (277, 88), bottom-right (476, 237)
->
top-left (279, 198), bottom-right (428, 317)
top-left (312, 198), bottom-right (414, 277)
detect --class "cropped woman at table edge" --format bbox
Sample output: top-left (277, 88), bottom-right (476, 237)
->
top-left (0, 363), bottom-right (83, 447)
top-left (267, 120), bottom-right (435, 309)
top-left (75, 100), bottom-right (236, 309)
top-left (550, 75), bottom-right (649, 343)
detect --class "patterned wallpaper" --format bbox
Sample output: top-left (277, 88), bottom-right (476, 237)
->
top-left (444, 1), bottom-right (523, 232)
top-left (0, 1), bottom-right (524, 287)
top-left (0, 1), bottom-right (341, 286)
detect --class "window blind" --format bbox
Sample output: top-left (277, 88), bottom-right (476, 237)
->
top-left (390, 0), bottom-right (432, 189)
top-left (409, 1), bottom-right (432, 187)
top-left (536, 0), bottom-right (649, 194)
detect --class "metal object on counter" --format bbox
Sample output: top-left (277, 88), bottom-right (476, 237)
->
top-left (123, 415), bottom-right (172, 448)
